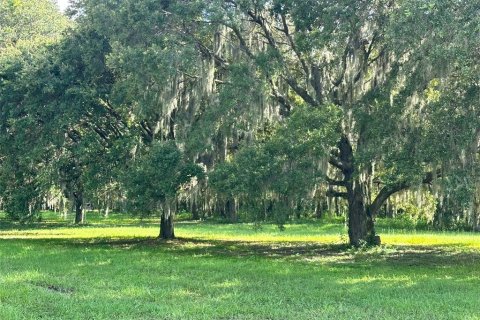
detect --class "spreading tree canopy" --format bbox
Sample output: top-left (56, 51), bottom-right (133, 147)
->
top-left (0, 0), bottom-right (478, 245)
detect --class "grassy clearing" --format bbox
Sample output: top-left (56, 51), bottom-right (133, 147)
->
top-left (1, 212), bottom-right (480, 319)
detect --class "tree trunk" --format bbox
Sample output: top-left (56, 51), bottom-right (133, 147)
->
top-left (331, 135), bottom-right (379, 246)
top-left (159, 200), bottom-right (175, 239)
top-left (346, 180), bottom-right (378, 246)
top-left (73, 192), bottom-right (83, 224)
top-left (160, 214), bottom-right (175, 239)
top-left (315, 200), bottom-right (323, 219)
top-left (104, 204), bottom-right (110, 218)
top-left (191, 197), bottom-right (199, 220)
top-left (104, 194), bottom-right (110, 218)
top-left (61, 197), bottom-right (68, 220)
top-left (295, 200), bottom-right (302, 219)
top-left (334, 197), bottom-right (340, 216)
top-left (225, 197), bottom-right (237, 222)
top-left (313, 188), bottom-right (323, 219)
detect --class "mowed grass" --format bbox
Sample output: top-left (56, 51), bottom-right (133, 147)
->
top-left (1, 212), bottom-right (480, 319)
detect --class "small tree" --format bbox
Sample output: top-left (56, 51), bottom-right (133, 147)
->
top-left (124, 141), bottom-right (203, 239)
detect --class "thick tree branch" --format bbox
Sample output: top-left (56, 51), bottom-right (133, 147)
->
top-left (284, 77), bottom-right (319, 107)
top-left (269, 90), bottom-right (292, 116)
top-left (310, 64), bottom-right (323, 104)
top-left (328, 156), bottom-right (349, 171)
top-left (368, 170), bottom-right (442, 216)
top-left (332, 45), bottom-right (350, 87)
top-left (66, 129), bottom-right (81, 143)
top-left (368, 181), bottom-right (409, 217)
top-left (229, 24), bottom-right (255, 59)
top-left (98, 99), bottom-right (126, 125)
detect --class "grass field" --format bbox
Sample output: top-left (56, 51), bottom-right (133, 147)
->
top-left (1, 212), bottom-right (479, 319)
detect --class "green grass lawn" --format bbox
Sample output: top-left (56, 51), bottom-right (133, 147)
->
top-left (1, 212), bottom-right (479, 319)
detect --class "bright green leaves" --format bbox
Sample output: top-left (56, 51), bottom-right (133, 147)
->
top-left (217, 62), bottom-right (268, 125)
top-left (0, 0), bottom-right (69, 51)
top-left (425, 79), bottom-right (442, 104)
top-left (209, 103), bottom-right (341, 209)
top-left (0, 0), bottom-right (70, 220)
top-left (123, 142), bottom-right (203, 215)
top-left (268, 104), bottom-right (342, 158)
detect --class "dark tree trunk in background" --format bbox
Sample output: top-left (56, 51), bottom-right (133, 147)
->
top-left (191, 198), bottom-right (199, 220)
top-left (334, 197), bottom-right (340, 216)
top-left (73, 192), bottom-right (83, 224)
top-left (217, 199), bottom-right (225, 218)
top-left (159, 201), bottom-right (175, 239)
top-left (313, 188), bottom-right (323, 218)
top-left (295, 200), bottom-right (302, 219)
top-left (314, 200), bottom-right (323, 219)
top-left (225, 197), bottom-right (237, 222)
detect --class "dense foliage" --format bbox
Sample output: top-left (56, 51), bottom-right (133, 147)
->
top-left (0, 0), bottom-right (478, 243)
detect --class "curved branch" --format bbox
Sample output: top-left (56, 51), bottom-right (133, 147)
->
top-left (368, 170), bottom-right (442, 216)
top-left (328, 156), bottom-right (349, 171)
top-left (284, 77), bottom-right (319, 107)
top-left (368, 181), bottom-right (409, 217)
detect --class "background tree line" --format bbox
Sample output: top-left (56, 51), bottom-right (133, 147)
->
top-left (0, 0), bottom-right (478, 245)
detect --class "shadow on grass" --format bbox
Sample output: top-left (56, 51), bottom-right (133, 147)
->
top-left (2, 235), bottom-right (479, 268)
top-left (376, 244), bottom-right (480, 266)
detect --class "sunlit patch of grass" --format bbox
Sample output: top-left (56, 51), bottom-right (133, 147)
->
top-left (0, 226), bottom-right (156, 240)
top-left (381, 232), bottom-right (480, 249)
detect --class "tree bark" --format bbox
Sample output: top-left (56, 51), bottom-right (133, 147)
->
top-left (225, 197), bottom-right (237, 222)
top-left (332, 135), bottom-right (379, 246)
top-left (314, 198), bottom-right (323, 219)
top-left (73, 192), bottom-right (83, 224)
top-left (159, 200), bottom-right (175, 239)
top-left (191, 197), bottom-right (199, 220)
top-left (346, 180), bottom-right (378, 246)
